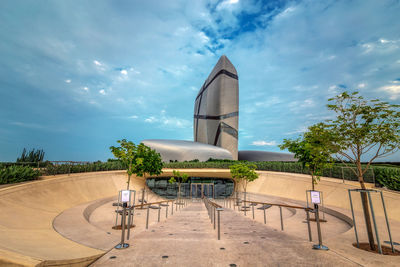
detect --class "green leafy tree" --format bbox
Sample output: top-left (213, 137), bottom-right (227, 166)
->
top-left (168, 170), bottom-right (189, 201)
top-left (110, 140), bottom-right (163, 190)
top-left (279, 123), bottom-right (335, 190)
top-left (322, 91), bottom-right (400, 250)
top-left (229, 163), bottom-right (259, 205)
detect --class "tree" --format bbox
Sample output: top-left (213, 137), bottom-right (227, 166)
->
top-left (110, 140), bottom-right (163, 190)
top-left (322, 91), bottom-right (400, 250)
top-left (17, 148), bottom-right (45, 163)
top-left (168, 170), bottom-right (189, 201)
top-left (229, 163), bottom-right (259, 206)
top-left (279, 123), bottom-right (335, 190)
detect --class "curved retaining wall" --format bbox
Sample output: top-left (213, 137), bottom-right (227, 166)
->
top-left (0, 171), bottom-right (142, 266)
top-left (0, 169), bottom-right (399, 266)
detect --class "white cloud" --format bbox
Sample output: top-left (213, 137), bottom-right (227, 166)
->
top-left (93, 60), bottom-right (102, 66)
top-left (129, 115), bottom-right (138, 119)
top-left (251, 140), bottom-right (277, 146)
top-left (143, 110), bottom-right (191, 129)
top-left (65, 79), bottom-right (71, 83)
top-left (198, 32), bottom-right (209, 43)
top-left (358, 83), bottom-right (366, 88)
top-left (120, 69), bottom-right (128, 75)
top-left (379, 81), bottom-right (400, 100)
top-left (83, 86), bottom-right (89, 91)
top-left (99, 89), bottom-right (106, 95)
top-left (144, 116), bottom-right (156, 123)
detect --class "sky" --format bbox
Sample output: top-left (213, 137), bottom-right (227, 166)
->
top-left (0, 0), bottom-right (400, 162)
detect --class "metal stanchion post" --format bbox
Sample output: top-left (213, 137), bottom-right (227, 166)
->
top-left (214, 207), bottom-right (216, 229)
top-left (158, 203), bottom-right (161, 222)
top-left (279, 206), bottom-right (284, 231)
top-left (166, 203), bottom-right (168, 218)
top-left (306, 209), bottom-right (312, 241)
top-left (146, 205), bottom-right (150, 229)
top-left (263, 208), bottom-right (266, 224)
top-left (217, 208), bottom-right (223, 240)
top-left (312, 204), bottom-right (328, 250)
top-left (252, 204), bottom-right (255, 220)
top-left (172, 200), bottom-right (174, 215)
top-left (115, 203), bottom-right (129, 249)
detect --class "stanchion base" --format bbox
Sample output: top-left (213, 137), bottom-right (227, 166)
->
top-left (312, 244), bottom-right (329, 250)
top-left (115, 243), bottom-right (129, 249)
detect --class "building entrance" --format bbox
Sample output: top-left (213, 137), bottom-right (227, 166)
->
top-left (191, 183), bottom-right (214, 198)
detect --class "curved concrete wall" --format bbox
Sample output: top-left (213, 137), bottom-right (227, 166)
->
top-left (0, 169), bottom-right (399, 266)
top-left (0, 171), bottom-right (143, 266)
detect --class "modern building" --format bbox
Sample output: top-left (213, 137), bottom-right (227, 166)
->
top-left (142, 55), bottom-right (295, 163)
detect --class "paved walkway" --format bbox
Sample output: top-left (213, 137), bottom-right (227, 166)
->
top-left (91, 202), bottom-right (359, 267)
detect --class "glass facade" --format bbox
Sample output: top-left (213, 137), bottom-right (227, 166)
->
top-left (146, 177), bottom-right (234, 199)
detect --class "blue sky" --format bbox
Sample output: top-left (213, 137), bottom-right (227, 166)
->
top-left (0, 0), bottom-right (399, 162)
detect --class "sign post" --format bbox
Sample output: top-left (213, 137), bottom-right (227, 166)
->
top-left (310, 191), bottom-right (328, 250)
top-left (115, 190), bottom-right (130, 249)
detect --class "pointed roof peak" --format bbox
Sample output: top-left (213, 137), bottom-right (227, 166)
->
top-left (215, 55), bottom-right (237, 75)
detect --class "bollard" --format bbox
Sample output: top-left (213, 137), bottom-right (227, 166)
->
top-left (279, 206), bottom-right (284, 231)
top-left (172, 200), bottom-right (174, 215)
top-left (252, 204), bottom-right (255, 220)
top-left (166, 203), bottom-right (168, 218)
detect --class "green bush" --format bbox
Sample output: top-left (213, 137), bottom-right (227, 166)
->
top-left (374, 167), bottom-right (400, 191)
top-left (0, 165), bottom-right (41, 184)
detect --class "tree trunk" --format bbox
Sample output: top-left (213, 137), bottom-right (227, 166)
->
top-left (127, 174), bottom-right (131, 190)
top-left (359, 179), bottom-right (376, 250)
top-left (311, 171), bottom-right (315, 191)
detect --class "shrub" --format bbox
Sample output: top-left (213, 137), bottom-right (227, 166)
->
top-left (0, 165), bottom-right (41, 184)
top-left (374, 167), bottom-right (400, 191)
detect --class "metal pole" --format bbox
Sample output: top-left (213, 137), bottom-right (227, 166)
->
top-left (121, 205), bottom-right (126, 244)
top-left (214, 207), bottom-right (216, 229)
top-left (279, 206), bottom-right (284, 231)
top-left (172, 200), bottom-right (174, 215)
top-left (158, 203), bottom-right (161, 222)
top-left (146, 205), bottom-right (150, 229)
top-left (380, 191), bottom-right (395, 253)
top-left (166, 203), bottom-right (168, 218)
top-left (252, 204), bottom-right (255, 220)
top-left (217, 209), bottom-right (222, 240)
top-left (127, 206), bottom-right (132, 240)
top-left (312, 204), bottom-right (328, 250)
top-left (367, 191), bottom-right (382, 254)
top-left (348, 190), bottom-right (359, 248)
top-left (115, 191), bottom-right (121, 227)
top-left (263, 208), bottom-right (266, 224)
top-left (306, 210), bottom-right (312, 241)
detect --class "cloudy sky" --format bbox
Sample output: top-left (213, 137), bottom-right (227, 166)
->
top-left (0, 0), bottom-right (399, 162)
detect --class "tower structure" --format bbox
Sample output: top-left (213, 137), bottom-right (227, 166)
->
top-left (194, 55), bottom-right (239, 159)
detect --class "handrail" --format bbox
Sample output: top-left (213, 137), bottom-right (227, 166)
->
top-left (242, 200), bottom-right (312, 211)
top-left (225, 197), bottom-right (313, 242)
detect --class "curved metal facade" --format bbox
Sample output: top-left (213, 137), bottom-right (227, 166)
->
top-left (194, 55), bottom-right (239, 159)
top-left (141, 139), bottom-right (233, 162)
top-left (238, 150), bottom-right (296, 162)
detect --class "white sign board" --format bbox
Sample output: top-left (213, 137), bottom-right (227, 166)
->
top-left (121, 190), bottom-right (130, 203)
top-left (310, 191), bottom-right (321, 204)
